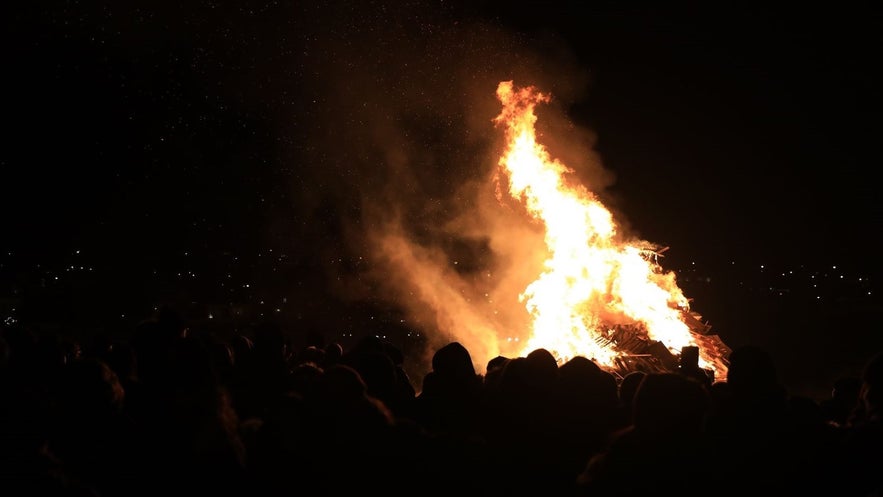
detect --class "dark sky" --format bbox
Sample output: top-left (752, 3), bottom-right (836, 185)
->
top-left (502, 2), bottom-right (883, 265)
top-left (2, 1), bottom-right (882, 396)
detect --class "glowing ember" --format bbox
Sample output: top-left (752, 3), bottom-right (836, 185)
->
top-left (493, 81), bottom-right (727, 378)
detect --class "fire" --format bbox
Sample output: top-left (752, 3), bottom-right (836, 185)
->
top-left (493, 80), bottom-right (727, 378)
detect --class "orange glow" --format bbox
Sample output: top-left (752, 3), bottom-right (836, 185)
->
top-left (493, 81), bottom-right (727, 378)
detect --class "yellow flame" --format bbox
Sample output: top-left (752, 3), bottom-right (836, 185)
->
top-left (494, 81), bottom-right (721, 374)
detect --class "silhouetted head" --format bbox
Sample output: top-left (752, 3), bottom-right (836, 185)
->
top-left (349, 350), bottom-right (398, 401)
top-left (527, 347), bottom-right (558, 369)
top-left (316, 364), bottom-right (394, 434)
top-left (432, 342), bottom-right (475, 382)
top-left (289, 362), bottom-right (324, 398)
top-left (297, 345), bottom-right (325, 367)
top-left (619, 371), bottom-right (647, 407)
top-left (487, 355), bottom-right (510, 373)
top-left (324, 342), bottom-right (344, 366)
top-left (156, 305), bottom-right (188, 338)
top-left (60, 358), bottom-right (125, 419)
top-left (633, 373), bottom-right (710, 438)
top-left (498, 356), bottom-right (530, 395)
top-left (559, 355), bottom-right (601, 379)
top-left (231, 334), bottom-right (254, 364)
top-left (483, 356), bottom-right (510, 390)
top-left (525, 348), bottom-right (559, 387)
top-left (559, 356), bottom-right (618, 408)
top-left (319, 364), bottom-right (368, 400)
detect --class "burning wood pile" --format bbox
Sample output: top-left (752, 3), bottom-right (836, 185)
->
top-left (596, 314), bottom-right (731, 383)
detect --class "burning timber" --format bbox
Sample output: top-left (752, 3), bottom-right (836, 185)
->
top-left (595, 311), bottom-right (731, 383)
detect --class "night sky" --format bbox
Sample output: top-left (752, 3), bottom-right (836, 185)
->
top-left (3, 1), bottom-right (882, 398)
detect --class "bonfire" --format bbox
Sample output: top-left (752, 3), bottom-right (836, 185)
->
top-left (493, 81), bottom-right (729, 381)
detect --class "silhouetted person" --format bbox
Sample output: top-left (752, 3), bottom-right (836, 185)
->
top-left (247, 380), bottom-right (314, 496)
top-left (820, 375), bottom-right (862, 428)
top-left (553, 356), bottom-right (619, 492)
top-left (616, 370), bottom-right (646, 428)
top-left (294, 345), bottom-right (325, 368)
top-left (132, 334), bottom-right (248, 497)
top-left (0, 326), bottom-right (95, 496)
top-left (706, 344), bottom-right (832, 495)
top-left (484, 349), bottom-right (562, 494)
top-left (836, 350), bottom-right (883, 496)
top-left (233, 321), bottom-right (291, 420)
top-left (341, 335), bottom-right (416, 421)
top-left (415, 341), bottom-right (484, 437)
top-left (576, 372), bottom-right (713, 496)
top-left (323, 341), bottom-right (343, 368)
top-left (481, 355), bottom-right (510, 402)
top-left (306, 364), bottom-right (398, 495)
top-left (50, 357), bottom-right (137, 496)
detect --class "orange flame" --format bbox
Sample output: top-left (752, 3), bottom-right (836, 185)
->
top-left (493, 81), bottom-right (726, 378)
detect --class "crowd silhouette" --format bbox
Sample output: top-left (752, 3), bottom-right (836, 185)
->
top-left (1, 307), bottom-right (880, 497)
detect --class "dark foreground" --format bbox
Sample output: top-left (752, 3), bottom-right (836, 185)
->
top-left (1, 308), bottom-right (881, 497)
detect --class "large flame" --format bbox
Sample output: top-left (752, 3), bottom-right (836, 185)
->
top-left (494, 80), bottom-right (725, 377)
